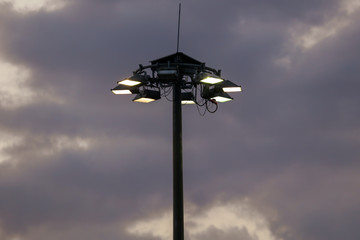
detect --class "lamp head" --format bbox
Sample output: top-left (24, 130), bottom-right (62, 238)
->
top-left (221, 80), bottom-right (242, 92)
top-left (211, 91), bottom-right (233, 102)
top-left (118, 74), bottom-right (148, 86)
top-left (202, 85), bottom-right (233, 103)
top-left (181, 92), bottom-right (196, 104)
top-left (111, 84), bottom-right (140, 95)
top-left (132, 89), bottom-right (161, 103)
top-left (198, 72), bottom-right (223, 84)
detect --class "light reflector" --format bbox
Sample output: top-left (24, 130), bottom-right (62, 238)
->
top-left (211, 92), bottom-right (233, 103)
top-left (133, 89), bottom-right (161, 103)
top-left (111, 85), bottom-right (131, 95)
top-left (112, 89), bottom-right (132, 94)
top-left (198, 72), bottom-right (223, 84)
top-left (111, 84), bottom-right (139, 95)
top-left (181, 92), bottom-right (196, 104)
top-left (223, 86), bottom-right (242, 92)
top-left (201, 76), bottom-right (224, 84)
top-left (118, 74), bottom-right (147, 86)
top-left (118, 79), bottom-right (141, 86)
top-left (134, 97), bottom-right (157, 103)
top-left (221, 80), bottom-right (242, 92)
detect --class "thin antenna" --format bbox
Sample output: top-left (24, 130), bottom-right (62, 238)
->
top-left (176, 3), bottom-right (181, 53)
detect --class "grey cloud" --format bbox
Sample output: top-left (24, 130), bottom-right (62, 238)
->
top-left (0, 1), bottom-right (360, 240)
top-left (188, 226), bottom-right (256, 240)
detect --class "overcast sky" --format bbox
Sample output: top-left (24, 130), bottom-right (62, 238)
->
top-left (1, 0), bottom-right (360, 240)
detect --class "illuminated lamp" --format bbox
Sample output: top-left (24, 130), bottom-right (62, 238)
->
top-left (221, 80), bottom-right (242, 92)
top-left (198, 72), bottom-right (223, 84)
top-left (111, 84), bottom-right (140, 95)
top-left (211, 91), bottom-right (233, 103)
top-left (118, 74), bottom-right (147, 86)
top-left (133, 89), bottom-right (161, 103)
top-left (181, 92), bottom-right (195, 104)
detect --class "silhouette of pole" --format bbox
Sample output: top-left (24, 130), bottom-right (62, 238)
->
top-left (173, 77), bottom-right (184, 240)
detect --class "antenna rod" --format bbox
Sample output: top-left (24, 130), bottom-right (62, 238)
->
top-left (177, 3), bottom-right (181, 53)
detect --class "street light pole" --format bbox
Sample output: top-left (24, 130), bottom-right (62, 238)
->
top-left (111, 52), bottom-right (242, 240)
top-left (173, 78), bottom-right (184, 240)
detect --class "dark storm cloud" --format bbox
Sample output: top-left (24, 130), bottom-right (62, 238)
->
top-left (0, 147), bottom-right (172, 232)
top-left (0, 1), bottom-right (360, 240)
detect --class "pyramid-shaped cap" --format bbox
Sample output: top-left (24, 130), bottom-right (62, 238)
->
top-left (150, 52), bottom-right (202, 65)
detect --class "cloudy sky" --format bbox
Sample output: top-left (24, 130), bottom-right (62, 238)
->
top-left (1, 0), bottom-right (360, 239)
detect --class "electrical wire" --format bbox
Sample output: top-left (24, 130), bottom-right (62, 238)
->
top-left (196, 101), bottom-right (207, 116)
top-left (205, 99), bottom-right (218, 113)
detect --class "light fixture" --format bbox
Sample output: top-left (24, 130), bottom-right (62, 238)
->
top-left (221, 80), bottom-right (242, 92)
top-left (111, 5), bottom-right (243, 240)
top-left (211, 91), bottom-right (233, 103)
top-left (181, 92), bottom-right (195, 104)
top-left (133, 89), bottom-right (161, 103)
top-left (198, 72), bottom-right (223, 84)
top-left (201, 85), bottom-right (233, 103)
top-left (118, 74), bottom-right (147, 86)
top-left (111, 84), bottom-right (139, 95)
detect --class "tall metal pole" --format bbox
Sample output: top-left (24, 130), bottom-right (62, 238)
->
top-left (176, 3), bottom-right (181, 53)
top-left (173, 77), bottom-right (184, 240)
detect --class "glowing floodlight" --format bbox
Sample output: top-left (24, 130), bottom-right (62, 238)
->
top-left (221, 80), bottom-right (242, 92)
top-left (133, 89), bottom-right (161, 103)
top-left (199, 72), bottom-right (223, 84)
top-left (111, 84), bottom-right (139, 95)
top-left (211, 91), bottom-right (233, 103)
top-left (118, 74), bottom-right (147, 86)
top-left (181, 92), bottom-right (195, 104)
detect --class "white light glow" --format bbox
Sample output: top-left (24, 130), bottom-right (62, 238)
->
top-left (118, 79), bottom-right (142, 86)
top-left (134, 97), bottom-right (156, 103)
top-left (200, 77), bottom-right (224, 84)
top-left (212, 96), bottom-right (232, 103)
top-left (111, 89), bottom-right (132, 95)
top-left (223, 86), bottom-right (242, 92)
top-left (181, 100), bottom-right (196, 104)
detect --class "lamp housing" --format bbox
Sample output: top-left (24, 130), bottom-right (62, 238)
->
top-left (198, 72), bottom-right (223, 84)
top-left (202, 85), bottom-right (233, 103)
top-left (133, 89), bottom-right (161, 103)
top-left (221, 80), bottom-right (242, 92)
top-left (211, 91), bottom-right (233, 102)
top-left (118, 74), bottom-right (148, 86)
top-left (181, 92), bottom-right (195, 104)
top-left (111, 84), bottom-right (140, 95)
